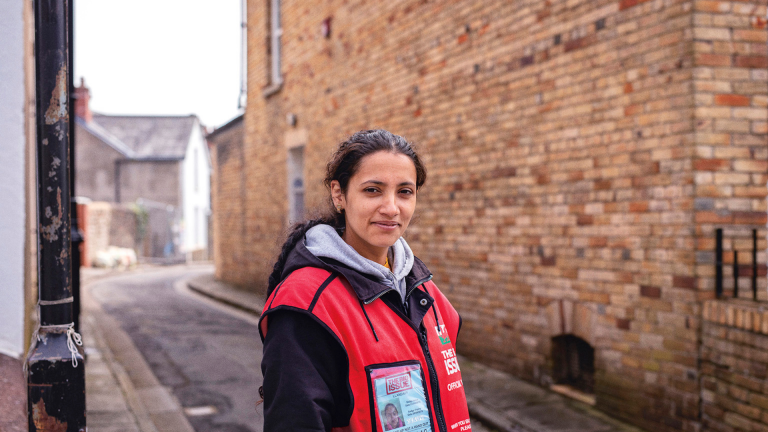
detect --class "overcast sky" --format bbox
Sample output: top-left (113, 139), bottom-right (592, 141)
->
top-left (75, 0), bottom-right (243, 127)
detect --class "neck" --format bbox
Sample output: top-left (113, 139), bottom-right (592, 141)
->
top-left (342, 231), bottom-right (388, 267)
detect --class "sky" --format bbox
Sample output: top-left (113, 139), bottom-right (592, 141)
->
top-left (75, 0), bottom-right (243, 128)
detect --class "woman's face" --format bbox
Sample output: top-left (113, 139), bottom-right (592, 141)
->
top-left (332, 151), bottom-right (417, 264)
top-left (385, 405), bottom-right (400, 427)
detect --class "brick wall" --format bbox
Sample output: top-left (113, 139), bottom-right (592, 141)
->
top-left (693, 0), bottom-right (768, 301)
top-left (212, 0), bottom-right (768, 429)
top-left (207, 116), bottom-right (251, 287)
top-left (702, 301), bottom-right (768, 431)
top-left (75, 122), bottom-right (123, 202)
top-left (82, 202), bottom-right (139, 266)
top-left (116, 160), bottom-right (181, 207)
top-left (83, 202), bottom-right (114, 266)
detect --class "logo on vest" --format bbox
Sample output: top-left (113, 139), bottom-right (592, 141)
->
top-left (386, 373), bottom-right (412, 395)
top-left (441, 348), bottom-right (460, 375)
top-left (435, 324), bottom-right (451, 345)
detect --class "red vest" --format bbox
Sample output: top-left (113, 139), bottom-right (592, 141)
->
top-left (260, 267), bottom-right (472, 432)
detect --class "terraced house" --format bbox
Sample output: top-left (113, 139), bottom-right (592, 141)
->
top-left (210, 0), bottom-right (768, 430)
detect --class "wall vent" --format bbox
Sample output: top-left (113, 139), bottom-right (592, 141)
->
top-left (551, 334), bottom-right (595, 394)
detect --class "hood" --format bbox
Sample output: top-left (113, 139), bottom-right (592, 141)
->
top-left (304, 224), bottom-right (414, 302)
top-left (279, 230), bottom-right (432, 305)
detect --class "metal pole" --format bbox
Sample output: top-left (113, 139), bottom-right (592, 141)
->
top-left (715, 229), bottom-right (723, 298)
top-left (733, 250), bottom-right (739, 299)
top-left (753, 229), bottom-right (758, 301)
top-left (26, 0), bottom-right (86, 429)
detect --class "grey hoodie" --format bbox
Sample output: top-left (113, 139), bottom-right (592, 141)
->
top-left (304, 224), bottom-right (414, 303)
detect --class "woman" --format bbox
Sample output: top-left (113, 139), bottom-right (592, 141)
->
top-left (259, 130), bottom-right (470, 431)
top-left (383, 403), bottom-right (406, 430)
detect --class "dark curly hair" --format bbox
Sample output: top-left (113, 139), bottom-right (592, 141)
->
top-left (266, 129), bottom-right (427, 296)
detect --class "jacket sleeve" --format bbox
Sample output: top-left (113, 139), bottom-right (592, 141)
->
top-left (261, 309), bottom-right (351, 432)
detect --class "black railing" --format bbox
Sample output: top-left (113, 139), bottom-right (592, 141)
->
top-left (715, 228), bottom-right (759, 300)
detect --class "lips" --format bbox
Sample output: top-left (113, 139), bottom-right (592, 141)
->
top-left (372, 221), bottom-right (399, 230)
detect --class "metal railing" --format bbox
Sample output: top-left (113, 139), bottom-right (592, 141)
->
top-left (715, 228), bottom-right (759, 300)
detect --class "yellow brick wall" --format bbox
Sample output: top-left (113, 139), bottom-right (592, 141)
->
top-left (692, 0), bottom-right (768, 299)
top-left (702, 301), bottom-right (768, 430)
top-left (213, 0), bottom-right (768, 429)
top-left (208, 117), bottom-right (252, 287)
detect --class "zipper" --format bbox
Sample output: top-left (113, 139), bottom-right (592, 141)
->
top-left (362, 274), bottom-right (433, 305)
top-left (406, 274), bottom-right (433, 300)
top-left (420, 325), bottom-right (447, 432)
top-left (363, 287), bottom-right (395, 305)
top-left (361, 273), bottom-right (442, 429)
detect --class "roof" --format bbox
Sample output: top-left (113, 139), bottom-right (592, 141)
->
top-left (91, 114), bottom-right (197, 159)
top-left (76, 117), bottom-right (136, 158)
top-left (206, 114), bottom-right (244, 141)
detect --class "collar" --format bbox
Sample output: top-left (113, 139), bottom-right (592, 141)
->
top-left (281, 237), bottom-right (432, 304)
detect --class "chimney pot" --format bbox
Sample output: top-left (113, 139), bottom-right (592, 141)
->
top-left (74, 78), bottom-right (92, 122)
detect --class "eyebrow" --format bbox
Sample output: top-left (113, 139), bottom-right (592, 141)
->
top-left (361, 180), bottom-right (416, 187)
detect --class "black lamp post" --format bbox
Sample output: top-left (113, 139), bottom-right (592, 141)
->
top-left (26, 0), bottom-right (86, 430)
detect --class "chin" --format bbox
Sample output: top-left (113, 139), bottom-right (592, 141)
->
top-left (368, 233), bottom-right (401, 248)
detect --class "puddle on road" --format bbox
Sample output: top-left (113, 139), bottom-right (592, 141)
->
top-left (184, 405), bottom-right (218, 416)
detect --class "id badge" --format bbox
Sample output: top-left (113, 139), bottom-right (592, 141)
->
top-left (366, 361), bottom-right (434, 432)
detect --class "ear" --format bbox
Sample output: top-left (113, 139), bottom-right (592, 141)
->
top-left (330, 180), bottom-right (345, 208)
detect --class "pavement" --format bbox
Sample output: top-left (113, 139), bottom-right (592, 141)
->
top-left (0, 353), bottom-right (26, 432)
top-left (82, 265), bottom-right (197, 432)
top-left (0, 265), bottom-right (647, 432)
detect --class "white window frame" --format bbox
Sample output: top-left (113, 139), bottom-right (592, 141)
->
top-left (287, 146), bottom-right (304, 223)
top-left (264, 0), bottom-right (282, 96)
top-left (271, 0), bottom-right (282, 84)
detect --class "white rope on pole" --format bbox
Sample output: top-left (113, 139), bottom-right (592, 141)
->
top-left (35, 323), bottom-right (84, 367)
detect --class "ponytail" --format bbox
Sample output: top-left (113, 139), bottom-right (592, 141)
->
top-left (266, 213), bottom-right (344, 297)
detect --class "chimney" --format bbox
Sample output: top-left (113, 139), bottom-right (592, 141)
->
top-left (74, 77), bottom-right (92, 122)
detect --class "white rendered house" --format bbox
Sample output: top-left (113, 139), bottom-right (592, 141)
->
top-left (181, 121), bottom-right (212, 256)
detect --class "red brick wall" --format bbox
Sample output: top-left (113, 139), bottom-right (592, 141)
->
top-left (211, 0), bottom-right (768, 429)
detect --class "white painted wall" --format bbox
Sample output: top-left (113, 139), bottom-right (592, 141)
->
top-left (181, 119), bottom-right (211, 253)
top-left (0, 0), bottom-right (28, 358)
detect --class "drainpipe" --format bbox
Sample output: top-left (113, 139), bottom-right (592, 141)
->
top-left (26, 0), bottom-right (86, 430)
top-left (237, 0), bottom-right (247, 110)
top-left (68, 0), bottom-right (82, 333)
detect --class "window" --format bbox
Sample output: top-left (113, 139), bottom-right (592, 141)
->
top-left (266, 0), bottom-right (282, 92)
top-left (287, 146), bottom-right (304, 223)
top-left (193, 148), bottom-right (199, 193)
top-left (194, 206), bottom-right (200, 246)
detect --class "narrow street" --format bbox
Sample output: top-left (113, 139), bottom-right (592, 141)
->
top-left (88, 266), bottom-right (263, 432)
top-left (85, 265), bottom-right (498, 432)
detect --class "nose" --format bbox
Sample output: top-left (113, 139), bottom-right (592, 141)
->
top-left (379, 191), bottom-right (398, 217)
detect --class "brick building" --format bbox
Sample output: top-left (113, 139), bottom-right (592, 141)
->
top-left (213, 0), bottom-right (768, 430)
top-left (208, 114), bottom-right (245, 278)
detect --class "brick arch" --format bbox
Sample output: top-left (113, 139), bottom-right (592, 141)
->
top-left (544, 300), bottom-right (597, 347)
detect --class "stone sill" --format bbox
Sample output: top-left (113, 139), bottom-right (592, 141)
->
top-left (703, 299), bottom-right (768, 335)
top-left (550, 384), bottom-right (596, 406)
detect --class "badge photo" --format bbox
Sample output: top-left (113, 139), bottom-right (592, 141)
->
top-left (366, 361), bottom-right (434, 432)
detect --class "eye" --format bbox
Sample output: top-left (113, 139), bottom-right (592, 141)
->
top-left (399, 188), bottom-right (414, 195)
top-left (363, 187), bottom-right (380, 193)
